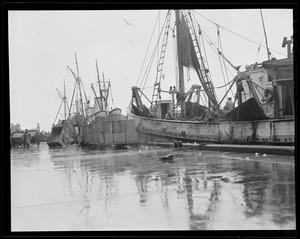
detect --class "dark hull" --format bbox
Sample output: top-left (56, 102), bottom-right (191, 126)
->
top-left (47, 123), bottom-right (77, 148)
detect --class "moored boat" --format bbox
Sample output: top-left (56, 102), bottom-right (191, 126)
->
top-left (47, 54), bottom-right (85, 148)
top-left (128, 10), bottom-right (294, 146)
top-left (77, 59), bottom-right (138, 148)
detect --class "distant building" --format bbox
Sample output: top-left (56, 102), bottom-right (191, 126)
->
top-left (10, 123), bottom-right (21, 134)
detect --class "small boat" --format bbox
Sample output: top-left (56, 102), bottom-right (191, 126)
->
top-left (128, 10), bottom-right (294, 147)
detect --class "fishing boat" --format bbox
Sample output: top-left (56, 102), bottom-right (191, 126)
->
top-left (47, 54), bottom-right (86, 148)
top-left (128, 10), bottom-right (294, 146)
top-left (77, 59), bottom-right (138, 148)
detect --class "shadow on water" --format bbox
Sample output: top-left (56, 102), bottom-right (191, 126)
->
top-left (11, 143), bottom-right (295, 230)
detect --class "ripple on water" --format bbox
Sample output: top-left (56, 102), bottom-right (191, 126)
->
top-left (10, 143), bottom-right (295, 230)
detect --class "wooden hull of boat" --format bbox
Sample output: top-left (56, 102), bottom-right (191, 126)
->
top-left (78, 116), bottom-right (139, 147)
top-left (47, 123), bottom-right (76, 148)
top-left (47, 126), bottom-right (65, 148)
top-left (128, 113), bottom-right (294, 146)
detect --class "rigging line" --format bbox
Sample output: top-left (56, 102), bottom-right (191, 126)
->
top-left (216, 26), bottom-right (228, 95)
top-left (190, 13), bottom-right (219, 102)
top-left (254, 36), bottom-right (263, 63)
top-left (157, 10), bottom-right (161, 70)
top-left (214, 78), bottom-right (234, 89)
top-left (141, 42), bottom-right (159, 91)
top-left (201, 90), bottom-right (208, 107)
top-left (199, 27), bottom-right (237, 80)
top-left (260, 9), bottom-right (271, 60)
top-left (217, 28), bottom-right (235, 97)
top-left (139, 41), bottom-right (159, 89)
top-left (188, 11), bottom-right (219, 104)
top-left (251, 80), bottom-right (265, 91)
top-left (195, 17), bottom-right (237, 73)
top-left (136, 10), bottom-right (161, 86)
top-left (221, 25), bottom-right (284, 57)
top-left (250, 82), bottom-right (277, 114)
top-left (191, 10), bottom-right (286, 57)
top-left (200, 40), bottom-right (219, 104)
top-left (140, 10), bottom-right (171, 91)
top-left (143, 85), bottom-right (155, 90)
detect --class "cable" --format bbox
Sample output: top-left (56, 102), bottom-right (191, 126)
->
top-left (136, 11), bottom-right (161, 86)
top-left (192, 10), bottom-right (286, 57)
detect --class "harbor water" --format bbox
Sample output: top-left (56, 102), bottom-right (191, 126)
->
top-left (10, 142), bottom-right (295, 231)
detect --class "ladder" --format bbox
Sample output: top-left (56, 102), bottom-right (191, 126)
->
top-left (151, 10), bottom-right (172, 106)
top-left (184, 12), bottom-right (219, 108)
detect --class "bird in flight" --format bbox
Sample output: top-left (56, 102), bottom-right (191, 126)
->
top-left (123, 18), bottom-right (135, 26)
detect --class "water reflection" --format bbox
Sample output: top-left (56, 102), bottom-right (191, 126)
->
top-left (11, 143), bottom-right (295, 230)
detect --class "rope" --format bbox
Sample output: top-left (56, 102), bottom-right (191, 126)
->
top-left (191, 10), bottom-right (286, 58)
top-left (136, 11), bottom-right (161, 86)
top-left (214, 78), bottom-right (235, 89)
top-left (217, 26), bottom-right (228, 94)
top-left (217, 27), bottom-right (235, 97)
top-left (140, 11), bottom-right (171, 92)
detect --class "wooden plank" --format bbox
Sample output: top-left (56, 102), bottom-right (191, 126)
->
top-left (126, 132), bottom-right (138, 142)
top-left (113, 133), bottom-right (126, 143)
top-left (97, 134), bottom-right (104, 143)
top-left (104, 133), bottom-right (113, 143)
top-left (102, 121), bottom-right (112, 133)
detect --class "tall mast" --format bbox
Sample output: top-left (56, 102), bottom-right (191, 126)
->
top-left (64, 79), bottom-right (67, 120)
top-left (260, 9), bottom-right (270, 60)
top-left (102, 72), bottom-right (107, 110)
top-left (96, 59), bottom-right (103, 110)
top-left (175, 10), bottom-right (186, 118)
top-left (74, 53), bottom-right (85, 117)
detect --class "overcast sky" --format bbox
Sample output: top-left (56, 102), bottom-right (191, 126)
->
top-left (9, 9), bottom-right (293, 132)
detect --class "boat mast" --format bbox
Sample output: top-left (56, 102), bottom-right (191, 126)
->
top-left (75, 53), bottom-right (85, 117)
top-left (260, 9), bottom-right (270, 61)
top-left (175, 10), bottom-right (186, 118)
top-left (91, 83), bottom-right (102, 112)
top-left (102, 72), bottom-right (108, 111)
top-left (96, 59), bottom-right (103, 110)
top-left (64, 79), bottom-right (67, 120)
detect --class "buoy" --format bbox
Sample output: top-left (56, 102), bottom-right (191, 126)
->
top-left (246, 157), bottom-right (250, 161)
top-left (255, 153), bottom-right (259, 156)
top-left (263, 153), bottom-right (267, 157)
top-left (198, 152), bottom-right (202, 156)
